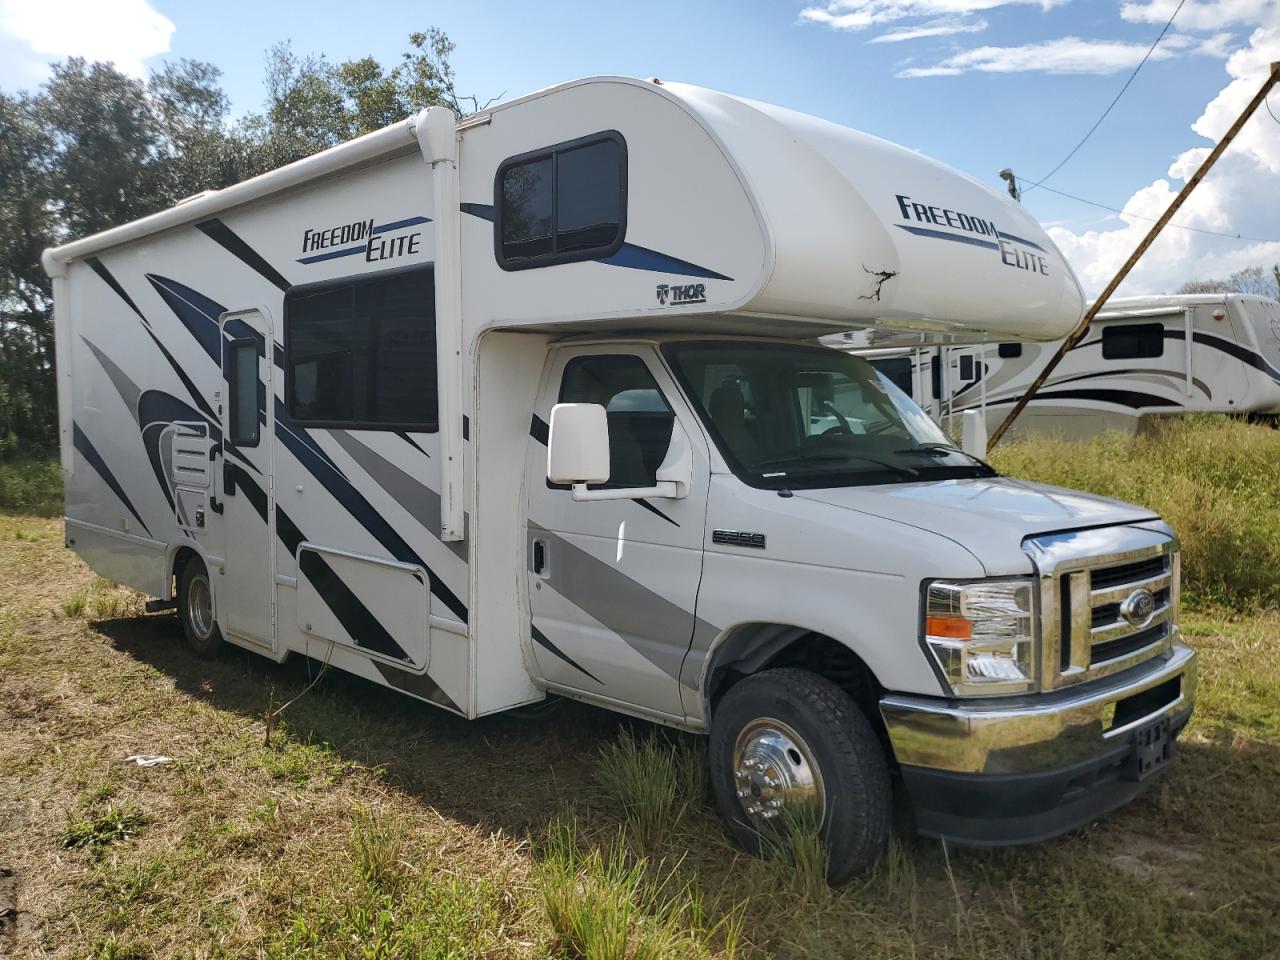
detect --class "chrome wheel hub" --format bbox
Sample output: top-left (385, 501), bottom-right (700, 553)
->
top-left (187, 574), bottom-right (213, 641)
top-left (732, 718), bottom-right (825, 827)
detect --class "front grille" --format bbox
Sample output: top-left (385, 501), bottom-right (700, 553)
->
top-left (1025, 526), bottom-right (1179, 690)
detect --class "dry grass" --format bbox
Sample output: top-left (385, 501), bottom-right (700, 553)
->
top-left (0, 503), bottom-right (1278, 958)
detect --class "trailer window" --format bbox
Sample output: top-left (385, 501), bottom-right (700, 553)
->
top-left (227, 339), bottom-right (259, 447)
top-left (1102, 323), bottom-right (1164, 360)
top-left (998, 342), bottom-right (1023, 359)
top-left (870, 357), bottom-right (912, 395)
top-left (497, 131), bottom-right (626, 270)
top-left (557, 355), bottom-right (673, 489)
top-left (285, 264), bottom-right (437, 431)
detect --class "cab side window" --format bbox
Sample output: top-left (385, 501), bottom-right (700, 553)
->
top-left (559, 355), bottom-right (673, 488)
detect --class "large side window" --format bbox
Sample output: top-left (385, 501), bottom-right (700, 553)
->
top-left (1102, 322), bottom-right (1164, 360)
top-left (558, 355), bottom-right (673, 488)
top-left (497, 132), bottom-right (626, 270)
top-left (227, 339), bottom-right (259, 446)
top-left (286, 265), bottom-right (438, 430)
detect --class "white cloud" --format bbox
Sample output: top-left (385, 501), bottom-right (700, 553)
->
top-left (897, 31), bottom-right (1232, 77)
top-left (1120, 0), bottom-right (1277, 30)
top-left (869, 16), bottom-right (990, 42)
top-left (1047, 24), bottom-right (1280, 296)
top-left (0, 0), bottom-right (174, 78)
top-left (800, 0), bottom-right (1062, 32)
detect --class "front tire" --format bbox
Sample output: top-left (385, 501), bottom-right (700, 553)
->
top-left (178, 557), bottom-right (224, 659)
top-left (709, 668), bottom-right (891, 884)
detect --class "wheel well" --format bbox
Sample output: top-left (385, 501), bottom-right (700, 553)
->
top-left (170, 546), bottom-right (200, 598)
top-left (706, 626), bottom-right (887, 745)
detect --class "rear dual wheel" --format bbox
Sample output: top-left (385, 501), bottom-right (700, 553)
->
top-left (709, 668), bottom-right (891, 885)
top-left (178, 557), bottom-right (224, 659)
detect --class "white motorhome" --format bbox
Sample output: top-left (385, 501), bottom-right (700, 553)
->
top-left (43, 76), bottom-right (1195, 881)
top-left (836, 294), bottom-right (1280, 439)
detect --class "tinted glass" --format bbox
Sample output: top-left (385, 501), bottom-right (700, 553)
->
top-left (870, 356), bottom-right (913, 395)
top-left (556, 139), bottom-right (621, 253)
top-left (229, 340), bottom-right (259, 446)
top-left (559, 355), bottom-right (673, 488)
top-left (959, 354), bottom-right (975, 381)
top-left (1102, 322), bottom-right (1164, 360)
top-left (501, 155), bottom-right (554, 261)
top-left (666, 342), bottom-right (995, 491)
top-left (998, 342), bottom-right (1023, 359)
top-left (287, 266), bottom-right (437, 429)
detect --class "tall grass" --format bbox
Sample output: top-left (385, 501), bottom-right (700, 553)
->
top-left (0, 457), bottom-right (62, 516)
top-left (991, 416), bottom-right (1280, 608)
top-left (596, 728), bottom-right (706, 849)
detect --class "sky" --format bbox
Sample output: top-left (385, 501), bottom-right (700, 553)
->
top-left (1, 0), bottom-right (1278, 296)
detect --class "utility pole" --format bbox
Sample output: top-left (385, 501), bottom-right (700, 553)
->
top-left (987, 60), bottom-right (1280, 452)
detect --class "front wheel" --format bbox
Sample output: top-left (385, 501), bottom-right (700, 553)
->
top-left (708, 668), bottom-right (891, 884)
top-left (178, 556), bottom-right (224, 659)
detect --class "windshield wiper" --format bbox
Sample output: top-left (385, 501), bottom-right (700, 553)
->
top-left (894, 443), bottom-right (994, 470)
top-left (754, 453), bottom-right (919, 479)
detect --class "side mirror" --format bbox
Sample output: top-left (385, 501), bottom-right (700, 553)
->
top-left (547, 403), bottom-right (610, 485)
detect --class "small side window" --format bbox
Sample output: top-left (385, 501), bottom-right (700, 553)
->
top-left (228, 339), bottom-right (259, 447)
top-left (497, 132), bottom-right (626, 270)
top-left (1102, 323), bottom-right (1164, 360)
top-left (998, 342), bottom-right (1023, 359)
top-left (959, 354), bottom-right (975, 381)
top-left (871, 357), bottom-right (913, 395)
top-left (557, 355), bottom-right (673, 489)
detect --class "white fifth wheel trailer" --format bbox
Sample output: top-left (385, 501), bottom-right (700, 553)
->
top-left (835, 293), bottom-right (1280, 439)
top-left (43, 76), bottom-right (1195, 881)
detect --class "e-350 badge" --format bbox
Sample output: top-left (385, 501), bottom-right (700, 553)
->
top-left (656, 282), bottom-right (708, 306)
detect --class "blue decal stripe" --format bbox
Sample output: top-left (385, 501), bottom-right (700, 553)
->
top-left (297, 245), bottom-right (367, 265)
top-left (895, 224), bottom-right (998, 250)
top-left (460, 203), bottom-right (494, 221)
top-left (598, 243), bottom-right (733, 281)
top-left (73, 422), bottom-right (151, 536)
top-left (372, 216), bottom-right (431, 233)
top-left (996, 231), bottom-right (1047, 253)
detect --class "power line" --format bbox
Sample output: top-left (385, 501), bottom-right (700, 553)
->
top-left (1024, 0), bottom-right (1187, 194)
top-left (1027, 179), bottom-right (1280, 244)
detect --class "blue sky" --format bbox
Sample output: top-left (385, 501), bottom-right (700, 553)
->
top-left (2, 0), bottom-right (1278, 294)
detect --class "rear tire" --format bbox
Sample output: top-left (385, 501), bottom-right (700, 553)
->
top-left (709, 667), bottom-right (891, 885)
top-left (178, 557), bottom-right (224, 659)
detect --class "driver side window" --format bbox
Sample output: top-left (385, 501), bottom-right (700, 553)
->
top-left (559, 354), bottom-right (674, 488)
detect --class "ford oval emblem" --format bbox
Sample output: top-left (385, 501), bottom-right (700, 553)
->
top-left (1120, 588), bottom-right (1157, 626)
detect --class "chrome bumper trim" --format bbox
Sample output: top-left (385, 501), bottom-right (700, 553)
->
top-left (880, 642), bottom-right (1196, 775)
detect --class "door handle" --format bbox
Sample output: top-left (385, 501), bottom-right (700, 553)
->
top-left (532, 538), bottom-right (548, 576)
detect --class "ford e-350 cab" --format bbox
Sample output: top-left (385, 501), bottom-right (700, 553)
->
top-left (43, 76), bottom-right (1194, 883)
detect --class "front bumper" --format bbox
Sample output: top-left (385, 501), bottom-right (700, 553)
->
top-left (880, 642), bottom-right (1196, 845)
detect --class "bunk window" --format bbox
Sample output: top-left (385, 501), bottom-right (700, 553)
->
top-left (227, 340), bottom-right (259, 447)
top-left (496, 131), bottom-right (627, 270)
top-left (1102, 323), bottom-right (1164, 360)
top-left (998, 342), bottom-right (1023, 359)
top-left (285, 264), bottom-right (438, 431)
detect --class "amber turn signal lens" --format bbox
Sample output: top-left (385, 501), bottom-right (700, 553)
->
top-left (926, 615), bottom-right (972, 640)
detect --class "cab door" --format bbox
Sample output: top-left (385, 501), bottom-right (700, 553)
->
top-left (524, 345), bottom-right (709, 720)
top-left (218, 309), bottom-right (276, 651)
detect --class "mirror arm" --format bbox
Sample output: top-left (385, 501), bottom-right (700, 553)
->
top-left (571, 482), bottom-right (679, 502)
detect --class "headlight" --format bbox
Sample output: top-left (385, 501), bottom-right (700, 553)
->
top-left (923, 578), bottom-right (1036, 696)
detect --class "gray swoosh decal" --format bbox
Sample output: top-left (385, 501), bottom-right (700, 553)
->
top-left (82, 337), bottom-right (142, 422)
top-left (528, 520), bottom-right (714, 682)
top-left (329, 430), bottom-right (467, 562)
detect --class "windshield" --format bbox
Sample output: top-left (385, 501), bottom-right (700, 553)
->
top-left (664, 341), bottom-right (995, 490)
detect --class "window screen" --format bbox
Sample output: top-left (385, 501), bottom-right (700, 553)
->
top-left (998, 342), bottom-right (1023, 359)
top-left (498, 132), bottom-right (626, 269)
top-left (286, 265), bottom-right (437, 430)
top-left (1102, 323), bottom-right (1164, 360)
top-left (228, 339), bottom-right (259, 446)
top-left (558, 355), bottom-right (673, 488)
